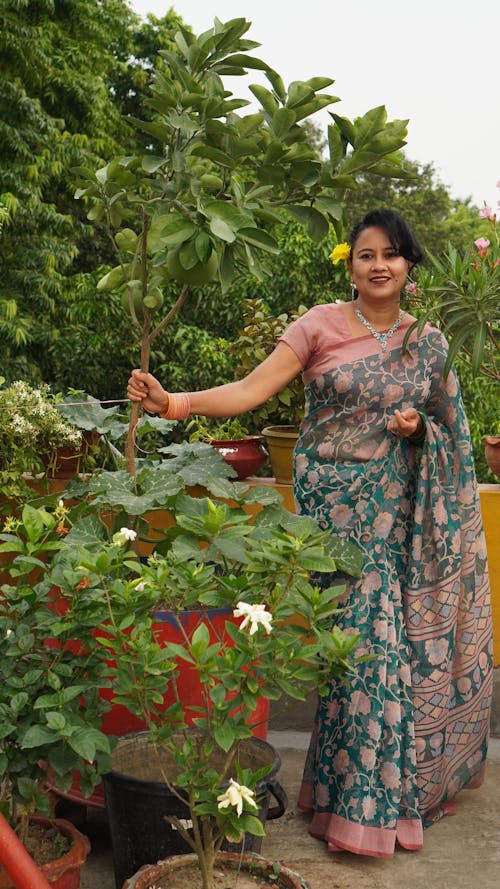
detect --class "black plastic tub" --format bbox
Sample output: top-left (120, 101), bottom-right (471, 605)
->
top-left (103, 731), bottom-right (287, 889)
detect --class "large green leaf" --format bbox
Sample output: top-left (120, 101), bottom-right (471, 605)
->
top-left (237, 228), bottom-right (280, 253)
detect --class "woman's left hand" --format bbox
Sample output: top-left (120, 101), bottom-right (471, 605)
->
top-left (387, 408), bottom-right (423, 439)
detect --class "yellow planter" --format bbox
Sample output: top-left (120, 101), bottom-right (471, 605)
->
top-left (479, 485), bottom-right (500, 666)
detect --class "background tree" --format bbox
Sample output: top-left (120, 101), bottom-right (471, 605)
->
top-left (0, 0), bottom-right (141, 381)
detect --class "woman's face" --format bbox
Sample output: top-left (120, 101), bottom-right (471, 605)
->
top-left (348, 226), bottom-right (411, 302)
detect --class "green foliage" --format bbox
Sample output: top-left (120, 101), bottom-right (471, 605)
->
top-left (46, 481), bottom-right (363, 885)
top-left (74, 16), bottom-right (409, 339)
top-left (230, 298), bottom-right (308, 429)
top-left (408, 231), bottom-right (499, 381)
top-left (0, 0), bottom-right (143, 383)
top-left (0, 503), bottom-right (112, 836)
top-left (185, 415), bottom-right (250, 442)
top-left (457, 364), bottom-right (499, 483)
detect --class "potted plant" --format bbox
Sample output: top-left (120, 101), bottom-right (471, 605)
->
top-left (185, 415), bottom-right (268, 480)
top-left (0, 379), bottom-right (92, 510)
top-left (230, 299), bottom-right (308, 483)
top-left (0, 502), bottom-right (113, 886)
top-left (45, 480), bottom-right (363, 889)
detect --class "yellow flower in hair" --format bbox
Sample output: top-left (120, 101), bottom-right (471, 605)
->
top-left (329, 242), bottom-right (351, 264)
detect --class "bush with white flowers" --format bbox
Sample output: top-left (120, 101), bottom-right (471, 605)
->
top-left (47, 484), bottom-right (363, 889)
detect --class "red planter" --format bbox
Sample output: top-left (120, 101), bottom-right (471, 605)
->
top-left (121, 851), bottom-right (312, 889)
top-left (210, 436), bottom-right (268, 479)
top-left (483, 436), bottom-right (500, 477)
top-left (0, 817), bottom-right (90, 889)
top-left (50, 608), bottom-right (269, 810)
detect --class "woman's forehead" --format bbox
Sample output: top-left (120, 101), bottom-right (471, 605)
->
top-left (353, 226), bottom-right (393, 249)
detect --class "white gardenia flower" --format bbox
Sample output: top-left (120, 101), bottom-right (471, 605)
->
top-left (233, 601), bottom-right (273, 635)
top-left (217, 779), bottom-right (258, 817)
top-left (113, 527), bottom-right (137, 545)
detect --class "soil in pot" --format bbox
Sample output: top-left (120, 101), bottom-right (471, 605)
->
top-left (0, 817), bottom-right (90, 889)
top-left (122, 852), bottom-right (311, 889)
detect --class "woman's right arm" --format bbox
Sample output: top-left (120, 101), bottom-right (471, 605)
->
top-left (127, 341), bottom-right (304, 418)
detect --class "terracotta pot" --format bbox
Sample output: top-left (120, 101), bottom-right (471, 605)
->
top-left (483, 436), bottom-right (500, 477)
top-left (0, 816), bottom-right (90, 889)
top-left (121, 851), bottom-right (312, 889)
top-left (210, 436), bottom-right (268, 479)
top-left (261, 426), bottom-right (299, 485)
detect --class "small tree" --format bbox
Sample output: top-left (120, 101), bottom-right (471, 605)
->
top-left (74, 16), bottom-right (411, 475)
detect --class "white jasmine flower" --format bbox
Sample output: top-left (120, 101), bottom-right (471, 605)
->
top-left (217, 779), bottom-right (258, 817)
top-left (233, 601), bottom-right (273, 635)
top-left (113, 527), bottom-right (137, 545)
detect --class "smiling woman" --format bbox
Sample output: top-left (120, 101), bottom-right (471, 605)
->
top-left (128, 206), bottom-right (492, 861)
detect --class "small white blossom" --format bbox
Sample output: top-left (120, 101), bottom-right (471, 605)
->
top-left (134, 581), bottom-right (146, 592)
top-left (217, 779), bottom-right (258, 817)
top-left (113, 527), bottom-right (137, 545)
top-left (233, 601), bottom-right (273, 635)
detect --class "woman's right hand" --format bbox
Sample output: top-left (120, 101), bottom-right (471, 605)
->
top-left (127, 370), bottom-right (168, 415)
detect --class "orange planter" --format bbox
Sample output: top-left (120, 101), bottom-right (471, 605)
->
top-left (0, 817), bottom-right (90, 889)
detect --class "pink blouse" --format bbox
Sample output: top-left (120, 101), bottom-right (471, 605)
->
top-left (279, 303), bottom-right (435, 385)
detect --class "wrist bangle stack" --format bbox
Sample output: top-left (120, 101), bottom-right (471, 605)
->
top-left (408, 412), bottom-right (427, 446)
top-left (159, 393), bottom-right (191, 421)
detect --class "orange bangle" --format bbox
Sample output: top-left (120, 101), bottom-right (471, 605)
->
top-left (159, 393), bottom-right (191, 421)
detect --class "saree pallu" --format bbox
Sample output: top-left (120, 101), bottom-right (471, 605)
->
top-left (295, 329), bottom-right (492, 858)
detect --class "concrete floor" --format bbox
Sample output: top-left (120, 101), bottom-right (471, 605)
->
top-left (78, 730), bottom-right (500, 889)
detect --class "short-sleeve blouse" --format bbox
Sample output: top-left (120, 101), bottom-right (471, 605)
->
top-left (279, 303), bottom-right (432, 385)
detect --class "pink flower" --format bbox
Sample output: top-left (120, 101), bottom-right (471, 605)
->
top-left (368, 719), bottom-right (381, 741)
top-left (381, 384), bottom-right (405, 407)
top-left (348, 690), bottom-right (371, 716)
top-left (405, 281), bottom-right (417, 293)
top-left (474, 237), bottom-right (490, 251)
top-left (479, 206), bottom-right (494, 219)
top-left (362, 796), bottom-right (377, 820)
top-left (325, 699), bottom-right (340, 720)
top-left (361, 570), bottom-right (382, 593)
top-left (360, 745), bottom-right (377, 769)
top-left (334, 371), bottom-right (353, 393)
top-left (329, 504), bottom-right (354, 528)
top-left (332, 749), bottom-right (350, 774)
top-left (496, 180), bottom-right (500, 189)
top-left (372, 617), bottom-right (388, 640)
top-left (384, 700), bottom-right (401, 726)
top-left (380, 761), bottom-right (401, 790)
top-left (432, 496), bottom-right (448, 526)
top-left (373, 511), bottom-right (393, 539)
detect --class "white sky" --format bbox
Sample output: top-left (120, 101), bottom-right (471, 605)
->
top-left (129, 0), bottom-right (500, 213)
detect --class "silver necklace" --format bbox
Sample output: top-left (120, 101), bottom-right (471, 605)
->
top-left (355, 307), bottom-right (404, 353)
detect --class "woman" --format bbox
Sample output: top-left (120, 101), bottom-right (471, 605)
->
top-left (127, 208), bottom-right (492, 858)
